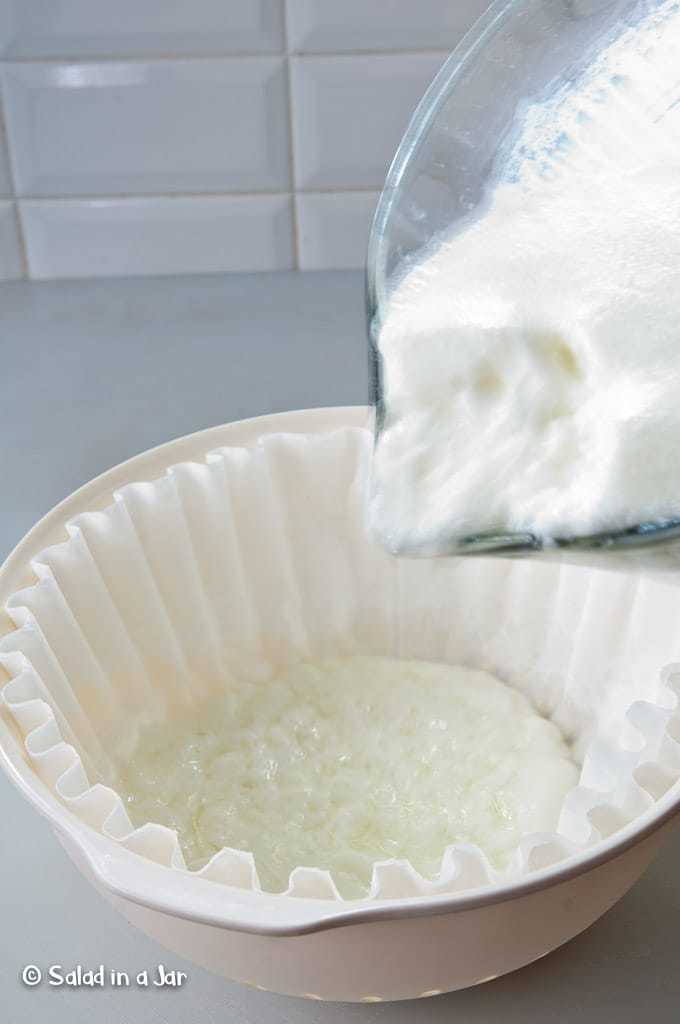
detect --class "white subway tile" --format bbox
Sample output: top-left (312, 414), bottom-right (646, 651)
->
top-left (0, 1), bottom-right (284, 58)
top-left (2, 58), bottom-right (290, 196)
top-left (287, 0), bottom-right (490, 53)
top-left (296, 191), bottom-right (378, 270)
top-left (21, 195), bottom-right (294, 279)
top-left (291, 53), bottom-right (445, 190)
top-left (0, 201), bottom-right (23, 278)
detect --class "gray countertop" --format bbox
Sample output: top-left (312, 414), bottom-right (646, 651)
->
top-left (1, 270), bottom-right (679, 1023)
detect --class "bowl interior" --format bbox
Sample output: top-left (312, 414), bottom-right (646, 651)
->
top-left (1, 409), bottom-right (680, 922)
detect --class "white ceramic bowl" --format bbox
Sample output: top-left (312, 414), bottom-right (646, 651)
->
top-left (1, 407), bottom-right (679, 1003)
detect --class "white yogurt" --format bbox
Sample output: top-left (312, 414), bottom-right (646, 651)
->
top-left (118, 656), bottom-right (578, 898)
top-left (371, 0), bottom-right (680, 554)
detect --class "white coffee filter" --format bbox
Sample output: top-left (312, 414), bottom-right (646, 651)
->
top-left (2, 427), bottom-right (680, 901)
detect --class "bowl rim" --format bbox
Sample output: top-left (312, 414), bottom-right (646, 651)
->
top-left (1, 405), bottom-right (679, 937)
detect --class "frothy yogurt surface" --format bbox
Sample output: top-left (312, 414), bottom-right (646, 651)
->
top-left (371, 1), bottom-right (680, 554)
top-left (118, 656), bottom-right (577, 899)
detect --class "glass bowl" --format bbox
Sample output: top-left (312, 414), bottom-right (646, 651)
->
top-left (366, 0), bottom-right (680, 564)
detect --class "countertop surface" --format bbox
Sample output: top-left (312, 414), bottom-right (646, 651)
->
top-left (1, 270), bottom-right (679, 1023)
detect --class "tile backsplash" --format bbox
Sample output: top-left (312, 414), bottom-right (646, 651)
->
top-left (0, 0), bottom-right (490, 281)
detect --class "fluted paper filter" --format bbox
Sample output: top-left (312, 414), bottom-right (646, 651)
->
top-left (2, 427), bottom-right (680, 901)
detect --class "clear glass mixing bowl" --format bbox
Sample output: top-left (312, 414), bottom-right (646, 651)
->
top-left (366, 0), bottom-right (680, 563)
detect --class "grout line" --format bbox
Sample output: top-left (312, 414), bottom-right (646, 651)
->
top-left (299, 186), bottom-right (382, 196)
top-left (282, 0), bottom-right (299, 269)
top-left (0, 47), bottom-right (452, 65)
top-left (12, 201), bottom-right (31, 278)
top-left (17, 186), bottom-right (380, 203)
top-left (19, 189), bottom-right (293, 202)
top-left (1, 51), bottom-right (286, 64)
top-left (0, 78), bottom-right (29, 277)
top-left (287, 47), bottom-right (451, 59)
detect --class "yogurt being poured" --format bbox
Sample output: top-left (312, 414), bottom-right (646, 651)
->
top-left (370, 0), bottom-right (680, 555)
